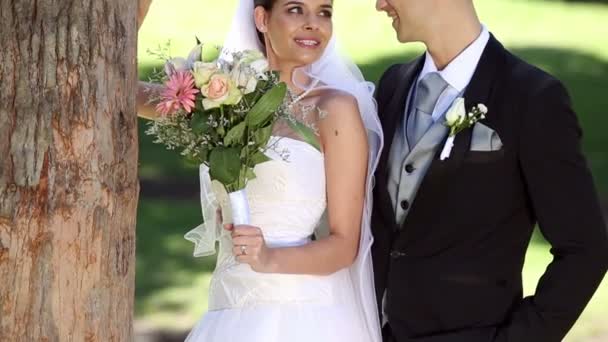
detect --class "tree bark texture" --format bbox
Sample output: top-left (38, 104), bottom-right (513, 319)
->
top-left (0, 1), bottom-right (139, 341)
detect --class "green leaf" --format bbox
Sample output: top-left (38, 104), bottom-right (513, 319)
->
top-left (223, 121), bottom-right (247, 146)
top-left (249, 151), bottom-right (271, 165)
top-left (183, 148), bottom-right (209, 166)
top-left (287, 120), bottom-right (322, 152)
top-left (217, 125), bottom-right (225, 137)
top-left (197, 148), bottom-right (210, 163)
top-left (246, 82), bottom-right (287, 128)
top-left (191, 113), bottom-right (209, 134)
top-left (209, 147), bottom-right (241, 185)
top-left (256, 80), bottom-right (268, 91)
top-left (254, 124), bottom-right (273, 146)
top-left (245, 168), bottom-right (257, 181)
top-left (243, 91), bottom-right (258, 105)
top-left (184, 154), bottom-right (204, 167)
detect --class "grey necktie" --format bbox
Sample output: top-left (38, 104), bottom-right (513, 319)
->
top-left (406, 72), bottom-right (449, 147)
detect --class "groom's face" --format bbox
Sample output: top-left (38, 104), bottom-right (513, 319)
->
top-left (376, 0), bottom-right (434, 43)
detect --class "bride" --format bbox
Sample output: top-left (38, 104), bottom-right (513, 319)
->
top-left (138, 0), bottom-right (383, 341)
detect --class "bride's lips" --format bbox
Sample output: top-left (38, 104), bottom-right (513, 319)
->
top-left (294, 38), bottom-right (321, 49)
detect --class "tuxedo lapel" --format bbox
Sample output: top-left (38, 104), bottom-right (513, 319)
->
top-left (414, 35), bottom-right (507, 205)
top-left (448, 35), bottom-right (504, 167)
top-left (376, 56), bottom-right (425, 226)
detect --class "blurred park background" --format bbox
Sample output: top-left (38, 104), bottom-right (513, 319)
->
top-left (135, 0), bottom-right (608, 340)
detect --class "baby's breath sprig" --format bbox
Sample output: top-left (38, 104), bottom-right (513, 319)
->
top-left (440, 98), bottom-right (489, 161)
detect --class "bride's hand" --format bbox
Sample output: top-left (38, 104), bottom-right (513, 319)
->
top-left (225, 224), bottom-right (275, 273)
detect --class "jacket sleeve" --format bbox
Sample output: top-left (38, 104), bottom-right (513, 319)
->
top-left (374, 64), bottom-right (401, 114)
top-left (496, 79), bottom-right (608, 341)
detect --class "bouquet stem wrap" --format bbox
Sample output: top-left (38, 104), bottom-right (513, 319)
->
top-left (184, 164), bottom-right (222, 257)
top-left (228, 189), bottom-right (251, 225)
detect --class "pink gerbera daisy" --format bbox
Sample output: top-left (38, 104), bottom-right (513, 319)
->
top-left (156, 71), bottom-right (200, 117)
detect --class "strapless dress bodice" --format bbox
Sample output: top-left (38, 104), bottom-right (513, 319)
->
top-left (209, 137), bottom-right (355, 311)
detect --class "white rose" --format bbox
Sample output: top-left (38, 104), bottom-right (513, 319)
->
top-left (230, 50), bottom-right (269, 94)
top-left (445, 97), bottom-right (466, 126)
top-left (201, 73), bottom-right (243, 110)
top-left (241, 74), bottom-right (259, 94)
top-left (230, 65), bottom-right (258, 94)
top-left (192, 62), bottom-right (219, 88)
top-left (238, 50), bottom-right (265, 65)
top-left (250, 59), bottom-right (269, 78)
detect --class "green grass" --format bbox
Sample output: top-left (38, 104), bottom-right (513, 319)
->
top-left (136, 0), bottom-right (608, 340)
top-left (524, 233), bottom-right (608, 341)
top-left (135, 199), bottom-right (214, 330)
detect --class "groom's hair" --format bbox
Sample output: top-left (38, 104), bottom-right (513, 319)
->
top-left (254, 0), bottom-right (276, 47)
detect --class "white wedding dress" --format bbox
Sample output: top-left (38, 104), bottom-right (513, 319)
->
top-left (185, 137), bottom-right (369, 342)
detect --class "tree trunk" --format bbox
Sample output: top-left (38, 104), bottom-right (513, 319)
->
top-left (0, 1), bottom-right (139, 341)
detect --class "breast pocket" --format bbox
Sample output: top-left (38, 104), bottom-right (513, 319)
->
top-left (464, 148), bottom-right (506, 164)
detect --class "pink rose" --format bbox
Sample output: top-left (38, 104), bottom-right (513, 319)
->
top-left (203, 74), bottom-right (229, 100)
top-left (201, 73), bottom-right (243, 110)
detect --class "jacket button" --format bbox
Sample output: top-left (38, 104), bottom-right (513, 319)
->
top-left (405, 164), bottom-right (414, 173)
top-left (390, 251), bottom-right (406, 259)
top-left (400, 200), bottom-right (410, 210)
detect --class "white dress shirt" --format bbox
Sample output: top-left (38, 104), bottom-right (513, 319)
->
top-left (415, 25), bottom-right (490, 122)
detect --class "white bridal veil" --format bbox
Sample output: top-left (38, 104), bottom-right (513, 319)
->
top-left (222, 0), bottom-right (384, 340)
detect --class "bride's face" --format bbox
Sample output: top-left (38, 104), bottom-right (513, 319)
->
top-left (255, 0), bottom-right (333, 67)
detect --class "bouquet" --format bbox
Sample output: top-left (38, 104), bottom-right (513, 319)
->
top-left (145, 40), bottom-right (318, 226)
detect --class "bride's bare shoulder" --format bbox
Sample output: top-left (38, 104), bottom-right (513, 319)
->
top-left (315, 89), bottom-right (360, 119)
top-left (312, 89), bottom-right (366, 148)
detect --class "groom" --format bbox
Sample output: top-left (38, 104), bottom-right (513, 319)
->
top-left (371, 1), bottom-right (608, 341)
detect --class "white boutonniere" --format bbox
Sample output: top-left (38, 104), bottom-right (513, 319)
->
top-left (439, 98), bottom-right (488, 160)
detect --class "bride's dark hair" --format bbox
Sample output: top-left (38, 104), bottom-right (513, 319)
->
top-left (254, 0), bottom-right (275, 10)
top-left (253, 0), bottom-right (276, 46)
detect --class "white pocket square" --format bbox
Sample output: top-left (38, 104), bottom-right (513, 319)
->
top-left (471, 123), bottom-right (503, 152)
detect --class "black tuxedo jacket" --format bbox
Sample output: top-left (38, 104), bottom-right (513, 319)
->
top-left (372, 35), bottom-right (608, 342)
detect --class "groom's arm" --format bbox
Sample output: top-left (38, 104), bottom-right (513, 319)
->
top-left (497, 78), bottom-right (608, 341)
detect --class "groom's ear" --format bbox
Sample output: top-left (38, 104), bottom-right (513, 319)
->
top-left (254, 6), bottom-right (269, 33)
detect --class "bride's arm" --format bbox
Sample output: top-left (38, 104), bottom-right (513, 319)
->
top-left (137, 81), bottom-right (163, 120)
top-left (137, 1), bottom-right (162, 121)
top-left (230, 92), bottom-right (369, 275)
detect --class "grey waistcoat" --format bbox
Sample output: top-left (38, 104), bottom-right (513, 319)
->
top-left (387, 88), bottom-right (449, 225)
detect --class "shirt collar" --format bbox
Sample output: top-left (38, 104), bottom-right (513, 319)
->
top-left (418, 25), bottom-right (490, 93)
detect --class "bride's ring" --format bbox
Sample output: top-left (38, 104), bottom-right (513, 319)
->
top-left (240, 245), bottom-right (247, 256)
